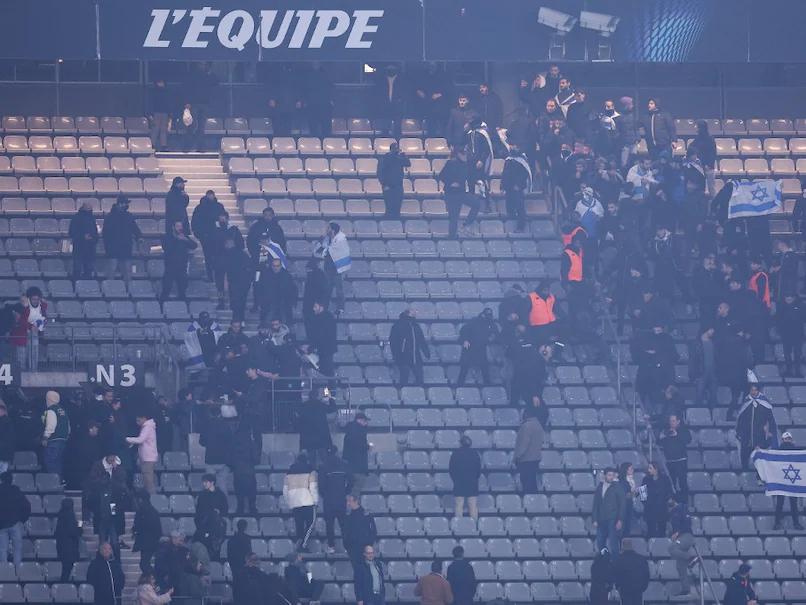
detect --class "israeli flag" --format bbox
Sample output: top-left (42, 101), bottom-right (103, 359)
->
top-left (261, 239), bottom-right (288, 269)
top-left (728, 179), bottom-right (782, 219)
top-left (752, 449), bottom-right (806, 497)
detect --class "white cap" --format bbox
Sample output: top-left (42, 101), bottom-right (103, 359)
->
top-left (782, 431), bottom-right (793, 441)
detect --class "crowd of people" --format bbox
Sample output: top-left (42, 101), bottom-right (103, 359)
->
top-left (1, 61), bottom-right (804, 605)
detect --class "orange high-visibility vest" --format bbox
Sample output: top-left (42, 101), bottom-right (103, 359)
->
top-left (564, 249), bottom-right (583, 282)
top-left (748, 271), bottom-right (771, 308)
top-left (528, 292), bottom-right (556, 326)
top-left (562, 225), bottom-right (586, 247)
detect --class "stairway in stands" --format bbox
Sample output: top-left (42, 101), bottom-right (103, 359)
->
top-left (157, 152), bottom-right (244, 315)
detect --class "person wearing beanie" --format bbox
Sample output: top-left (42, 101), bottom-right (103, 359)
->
top-left (42, 391), bottom-right (70, 480)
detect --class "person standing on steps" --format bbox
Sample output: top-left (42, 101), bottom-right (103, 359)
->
top-left (125, 412), bottom-right (159, 495)
top-left (343, 413), bottom-right (370, 496)
top-left (87, 542), bottom-right (125, 605)
top-left (160, 220), bottom-right (198, 302)
top-left (68, 200), bottom-right (99, 279)
top-left (315, 222), bottom-right (351, 315)
top-left (513, 406), bottom-right (544, 494)
top-left (165, 176), bottom-right (191, 235)
top-left (439, 147), bottom-right (479, 239)
top-left (102, 196), bottom-right (142, 289)
top-left (389, 309), bottom-right (430, 386)
top-left (446, 546), bottom-right (476, 605)
top-left (449, 435), bottom-right (481, 519)
top-left (592, 467), bottom-right (626, 556)
top-left (502, 143), bottom-right (533, 232)
top-left (190, 190), bottom-right (226, 282)
top-left (378, 142), bottom-right (410, 219)
top-left (55, 498), bottom-right (81, 581)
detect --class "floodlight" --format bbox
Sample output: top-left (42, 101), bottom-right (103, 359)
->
top-left (537, 7), bottom-right (578, 34)
top-left (580, 11), bottom-right (620, 36)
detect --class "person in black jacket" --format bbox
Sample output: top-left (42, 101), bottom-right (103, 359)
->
top-left (439, 148), bottom-right (479, 238)
top-left (55, 498), bottom-right (81, 581)
top-left (658, 414), bottom-right (691, 502)
top-left (589, 548), bottom-right (613, 605)
top-left (303, 259), bottom-right (330, 338)
top-left (246, 206), bottom-right (287, 265)
top-left (343, 494), bottom-right (377, 565)
top-left (159, 220), bottom-right (198, 302)
top-left (501, 146), bottom-right (532, 232)
top-left (87, 542), bottom-right (125, 605)
top-left (222, 238), bottom-right (253, 321)
top-left (0, 403), bottom-right (15, 475)
top-left (233, 552), bottom-right (271, 605)
top-left (226, 520), bottom-right (252, 577)
top-left (102, 196), bottom-right (142, 287)
top-left (68, 200), bottom-right (98, 279)
top-left (446, 545), bottom-right (476, 605)
top-left (639, 97), bottom-right (676, 159)
top-left (132, 491), bottom-right (162, 573)
top-left (148, 79), bottom-right (172, 151)
top-left (190, 190), bottom-right (226, 282)
top-left (199, 407), bottom-right (232, 493)
top-left (210, 212), bottom-right (245, 308)
top-left (85, 456), bottom-right (129, 558)
top-left (319, 448), bottom-right (352, 554)
top-left (449, 436), bottom-right (482, 519)
top-left (723, 563), bottom-right (757, 605)
top-left (343, 414), bottom-right (370, 496)
top-left (389, 309), bottom-right (430, 386)
top-left (256, 257), bottom-right (298, 326)
top-left (353, 544), bottom-right (385, 605)
top-left (308, 301), bottom-right (337, 377)
top-left (165, 176), bottom-right (191, 234)
top-left (592, 468), bottom-right (626, 555)
top-left (298, 390), bottom-right (333, 466)
top-left (691, 120), bottom-right (717, 197)
top-left (377, 143), bottom-right (411, 219)
top-left (641, 462), bottom-right (673, 538)
top-left (285, 552), bottom-right (324, 602)
top-left (776, 294), bottom-right (806, 377)
top-left (457, 309), bottom-right (499, 386)
top-left (196, 473), bottom-right (229, 527)
top-left (612, 539), bottom-right (650, 605)
top-left (229, 421), bottom-right (258, 515)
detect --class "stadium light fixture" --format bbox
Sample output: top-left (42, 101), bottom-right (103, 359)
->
top-left (537, 7), bottom-right (578, 34)
top-left (579, 10), bottom-right (620, 61)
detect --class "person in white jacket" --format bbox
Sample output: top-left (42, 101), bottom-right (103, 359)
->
top-left (136, 573), bottom-right (173, 605)
top-left (126, 413), bottom-right (159, 494)
top-left (283, 453), bottom-right (319, 551)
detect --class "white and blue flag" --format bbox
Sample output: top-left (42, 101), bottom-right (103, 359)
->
top-left (728, 179), bottom-right (782, 219)
top-left (752, 449), bottom-right (806, 498)
top-left (260, 239), bottom-right (288, 269)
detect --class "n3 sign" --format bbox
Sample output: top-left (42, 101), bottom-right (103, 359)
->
top-left (94, 363), bottom-right (138, 388)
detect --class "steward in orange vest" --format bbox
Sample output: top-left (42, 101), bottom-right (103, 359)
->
top-left (528, 288), bottom-right (556, 327)
top-left (562, 244), bottom-right (584, 283)
top-left (748, 259), bottom-right (771, 309)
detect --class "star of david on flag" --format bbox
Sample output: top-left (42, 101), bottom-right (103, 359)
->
top-left (728, 179), bottom-right (782, 219)
top-left (752, 449), bottom-right (806, 497)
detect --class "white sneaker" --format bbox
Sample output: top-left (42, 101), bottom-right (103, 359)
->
top-left (325, 546), bottom-right (335, 555)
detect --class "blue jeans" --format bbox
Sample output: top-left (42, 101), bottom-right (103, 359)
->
top-left (44, 440), bottom-right (67, 479)
top-left (596, 519), bottom-right (620, 555)
top-left (0, 522), bottom-right (23, 567)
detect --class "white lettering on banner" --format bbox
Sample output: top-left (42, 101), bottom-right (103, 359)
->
top-left (347, 10), bottom-right (383, 48)
top-left (184, 7), bottom-right (221, 48)
top-left (144, 9), bottom-right (172, 47)
top-left (95, 364), bottom-right (137, 387)
top-left (288, 10), bottom-right (315, 48)
top-left (0, 364), bottom-right (12, 386)
top-left (143, 9), bottom-right (385, 50)
top-left (308, 10), bottom-right (351, 48)
top-left (218, 10), bottom-right (254, 50)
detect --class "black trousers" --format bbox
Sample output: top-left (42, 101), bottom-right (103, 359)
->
top-left (292, 506), bottom-right (315, 545)
top-left (139, 548), bottom-right (155, 573)
top-left (505, 189), bottom-right (526, 230)
top-left (384, 186), bottom-right (404, 218)
top-left (620, 591), bottom-right (644, 605)
top-left (398, 363), bottom-right (424, 386)
top-left (324, 510), bottom-right (346, 547)
top-left (60, 559), bottom-right (76, 582)
top-left (667, 460), bottom-right (688, 501)
top-left (318, 353), bottom-right (335, 377)
top-left (72, 251), bottom-right (95, 280)
top-left (199, 238), bottom-right (216, 281)
top-left (517, 460), bottom-right (540, 494)
top-left (457, 359), bottom-right (490, 385)
top-left (160, 267), bottom-right (188, 300)
top-left (447, 193), bottom-right (480, 238)
top-left (783, 338), bottom-right (803, 366)
top-left (775, 495), bottom-right (799, 523)
top-left (229, 283), bottom-right (249, 322)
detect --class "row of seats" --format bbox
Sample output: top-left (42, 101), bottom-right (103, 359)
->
top-left (0, 155), bottom-right (161, 176)
top-left (0, 196), bottom-right (167, 216)
top-left (676, 117), bottom-right (806, 136)
top-left (717, 158), bottom-right (806, 179)
top-left (221, 136), bottom-right (449, 157)
top-left (0, 116), bottom-right (149, 135)
top-left (228, 156), bottom-right (461, 177)
top-left (709, 137), bottom-right (806, 157)
top-left (1, 136), bottom-right (153, 156)
top-left (0, 176), bottom-right (169, 195)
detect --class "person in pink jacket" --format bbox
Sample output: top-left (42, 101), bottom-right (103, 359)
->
top-left (126, 413), bottom-right (159, 494)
